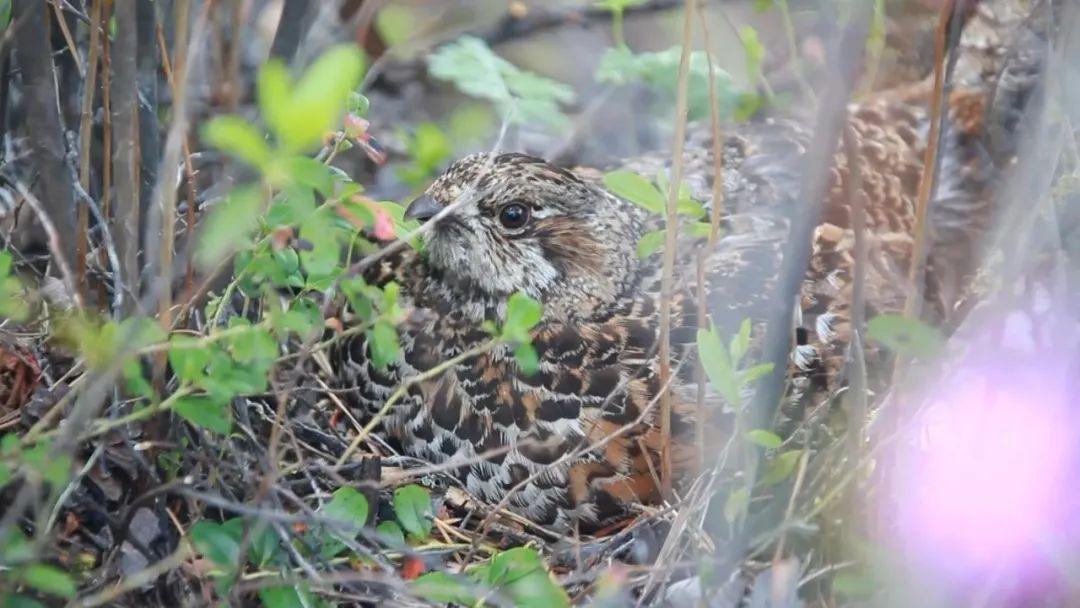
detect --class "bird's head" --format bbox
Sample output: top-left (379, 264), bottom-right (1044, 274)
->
top-left (405, 153), bottom-right (646, 318)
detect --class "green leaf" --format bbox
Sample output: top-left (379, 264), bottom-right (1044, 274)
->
top-left (730, 318), bottom-right (753, 364)
top-left (174, 396), bottom-right (232, 435)
top-left (298, 210), bottom-right (342, 276)
top-left (168, 335), bottom-right (210, 382)
top-left (367, 320), bottom-right (400, 369)
top-left (483, 547), bottom-right (570, 608)
top-left (761, 449), bottom-right (803, 486)
top-left (196, 186), bottom-right (263, 270)
top-left (697, 327), bottom-right (741, 409)
top-left (676, 198), bottom-right (707, 218)
top-left (286, 157), bottom-right (335, 197)
top-left (503, 292), bottom-right (543, 342)
top-left (226, 325), bottom-right (277, 364)
top-left (122, 359), bottom-right (155, 399)
top-left (832, 571), bottom-right (877, 598)
top-left (595, 46), bottom-right (742, 121)
top-left (739, 362), bottom-right (774, 385)
top-left (412, 572), bottom-right (481, 606)
top-left (1, 594), bottom-right (47, 608)
top-left (393, 484), bottom-right (433, 540)
top-left (20, 565), bottom-right (76, 599)
top-left (514, 343), bottom-right (539, 376)
top-left (428, 36), bottom-right (574, 128)
top-left (746, 429), bottom-right (782, 449)
top-left (636, 229), bottom-right (665, 259)
top-left (594, 0), bottom-right (648, 11)
top-left (376, 521), bottom-right (406, 547)
top-left (190, 521), bottom-right (241, 569)
top-left (317, 487), bottom-right (370, 558)
top-left (0, 0), bottom-right (12, 33)
top-left (276, 45), bottom-right (366, 152)
top-left (257, 59), bottom-right (291, 141)
top-left (723, 486), bottom-right (750, 523)
top-left (247, 523), bottom-right (282, 568)
top-left (867, 314), bottom-right (943, 358)
top-left (259, 586), bottom-right (329, 608)
top-left (752, 0), bottom-right (774, 12)
top-left (409, 122), bottom-right (451, 171)
top-left (602, 170), bottom-right (664, 214)
top-left (740, 25), bottom-right (765, 82)
top-left (201, 116), bottom-right (271, 168)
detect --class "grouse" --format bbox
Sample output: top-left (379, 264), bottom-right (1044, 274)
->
top-left (335, 0), bottom-right (1048, 532)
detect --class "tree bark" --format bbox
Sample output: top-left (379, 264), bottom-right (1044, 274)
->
top-left (111, 0), bottom-right (141, 311)
top-left (11, 0), bottom-right (78, 272)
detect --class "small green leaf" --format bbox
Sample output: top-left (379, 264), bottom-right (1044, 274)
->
top-left (761, 449), bottom-right (803, 486)
top-left (740, 25), bottom-right (765, 82)
top-left (636, 229), bottom-right (665, 259)
top-left (723, 486), bottom-right (750, 523)
top-left (168, 335), bottom-right (210, 382)
top-left (832, 571), bottom-right (877, 599)
top-left (259, 586), bottom-right (330, 608)
top-left (730, 318), bottom-right (753, 364)
top-left (867, 314), bottom-right (943, 358)
top-left (277, 45), bottom-right (366, 152)
top-left (21, 565), bottom-right (76, 599)
top-left (514, 343), bottom-right (539, 376)
top-left (697, 327), bottom-right (741, 409)
top-left (739, 362), bottom-right (774, 385)
top-left (227, 325), bottom-right (277, 364)
top-left (190, 521), bottom-right (241, 569)
top-left (412, 572), bottom-right (481, 606)
top-left (257, 59), bottom-right (291, 140)
top-left (484, 547), bottom-right (570, 608)
top-left (503, 292), bottom-right (543, 342)
top-left (676, 198), bottom-right (707, 218)
top-left (196, 186), bottom-right (263, 270)
top-left (393, 484), bottom-right (433, 540)
top-left (368, 320), bottom-right (400, 369)
top-left (317, 487), bottom-right (369, 557)
top-left (376, 520), bottom-right (406, 547)
top-left (174, 396), bottom-right (232, 435)
top-left (602, 170), bottom-right (664, 214)
top-left (2, 594), bottom-right (47, 608)
top-left (201, 116), bottom-right (271, 168)
top-left (298, 210), bottom-right (342, 277)
top-left (746, 429), bottom-right (782, 449)
top-left (593, 0), bottom-right (648, 11)
top-left (287, 157), bottom-right (335, 196)
top-left (247, 523), bottom-right (282, 567)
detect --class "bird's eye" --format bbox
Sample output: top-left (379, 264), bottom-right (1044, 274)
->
top-left (498, 203), bottom-right (530, 229)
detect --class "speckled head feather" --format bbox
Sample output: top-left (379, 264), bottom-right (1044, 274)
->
top-left (411, 152), bottom-right (649, 321)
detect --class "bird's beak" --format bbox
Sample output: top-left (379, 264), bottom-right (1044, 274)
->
top-left (404, 194), bottom-right (442, 222)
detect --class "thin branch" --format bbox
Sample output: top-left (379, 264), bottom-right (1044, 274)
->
top-left (76, 0), bottom-right (103, 297)
top-left (12, 182), bottom-right (83, 310)
top-left (902, 0), bottom-right (962, 323)
top-left (657, 0), bottom-right (696, 500)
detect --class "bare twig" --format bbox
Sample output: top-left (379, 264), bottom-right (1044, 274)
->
top-left (12, 182), bottom-right (83, 310)
top-left (656, 0), bottom-right (696, 501)
top-left (76, 0), bottom-right (104, 296)
top-left (903, 0), bottom-right (961, 324)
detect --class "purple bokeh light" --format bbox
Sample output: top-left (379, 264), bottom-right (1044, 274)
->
top-left (886, 308), bottom-right (1080, 585)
